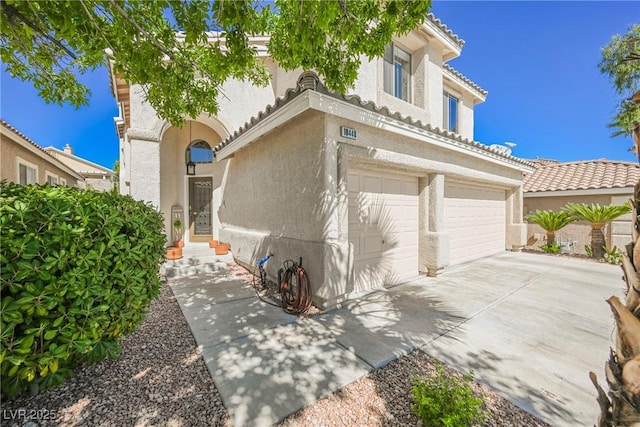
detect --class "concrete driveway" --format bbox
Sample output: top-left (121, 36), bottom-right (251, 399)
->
top-left (168, 250), bottom-right (620, 427)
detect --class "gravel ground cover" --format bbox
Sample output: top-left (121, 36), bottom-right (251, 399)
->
top-left (3, 267), bottom-right (550, 427)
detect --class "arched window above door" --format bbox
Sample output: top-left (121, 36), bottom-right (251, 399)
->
top-left (187, 140), bottom-right (213, 164)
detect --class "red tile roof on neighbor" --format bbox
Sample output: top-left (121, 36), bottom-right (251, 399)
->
top-left (1, 118), bottom-right (57, 160)
top-left (523, 159), bottom-right (640, 193)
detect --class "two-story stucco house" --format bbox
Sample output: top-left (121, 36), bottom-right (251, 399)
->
top-left (109, 14), bottom-right (534, 309)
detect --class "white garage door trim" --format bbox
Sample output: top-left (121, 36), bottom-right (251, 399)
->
top-left (445, 181), bottom-right (506, 265)
top-left (348, 168), bottom-right (419, 293)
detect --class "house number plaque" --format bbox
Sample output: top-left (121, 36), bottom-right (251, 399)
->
top-left (340, 126), bottom-right (357, 139)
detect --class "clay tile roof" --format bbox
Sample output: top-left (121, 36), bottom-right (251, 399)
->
top-left (442, 63), bottom-right (487, 96)
top-left (425, 13), bottom-right (465, 47)
top-left (523, 160), bottom-right (640, 192)
top-left (214, 72), bottom-right (534, 169)
top-left (1, 118), bottom-right (56, 160)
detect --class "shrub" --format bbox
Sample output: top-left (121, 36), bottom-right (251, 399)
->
top-left (540, 242), bottom-right (561, 254)
top-left (411, 361), bottom-right (488, 427)
top-left (584, 245), bottom-right (593, 257)
top-left (603, 246), bottom-right (623, 265)
top-left (0, 182), bottom-right (165, 397)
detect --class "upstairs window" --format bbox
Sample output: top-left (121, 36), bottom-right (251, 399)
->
top-left (383, 44), bottom-right (411, 102)
top-left (17, 159), bottom-right (37, 185)
top-left (45, 171), bottom-right (58, 185)
top-left (187, 140), bottom-right (213, 164)
top-left (443, 91), bottom-right (459, 133)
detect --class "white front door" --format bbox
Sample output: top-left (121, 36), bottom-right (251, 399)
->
top-left (348, 168), bottom-right (419, 293)
top-left (444, 181), bottom-right (506, 265)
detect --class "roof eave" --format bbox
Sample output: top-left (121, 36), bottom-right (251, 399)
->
top-left (524, 187), bottom-right (635, 198)
top-left (216, 87), bottom-right (535, 174)
top-left (442, 67), bottom-right (487, 103)
top-left (1, 125), bottom-right (85, 181)
top-left (44, 147), bottom-right (114, 174)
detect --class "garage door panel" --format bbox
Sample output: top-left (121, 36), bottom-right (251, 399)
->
top-left (349, 169), bottom-right (419, 292)
top-left (445, 182), bottom-right (506, 265)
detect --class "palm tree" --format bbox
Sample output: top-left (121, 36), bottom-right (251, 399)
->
top-left (565, 203), bottom-right (631, 258)
top-left (524, 210), bottom-right (576, 247)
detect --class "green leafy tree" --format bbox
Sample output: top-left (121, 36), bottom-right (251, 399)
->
top-left (565, 203), bottom-right (631, 259)
top-left (0, 0), bottom-right (431, 126)
top-left (599, 24), bottom-right (640, 143)
top-left (524, 210), bottom-right (576, 247)
top-left (112, 159), bottom-right (119, 192)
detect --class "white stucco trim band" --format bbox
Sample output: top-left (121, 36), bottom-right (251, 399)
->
top-left (524, 187), bottom-right (634, 198)
top-left (127, 127), bottom-right (162, 143)
top-left (217, 89), bottom-right (535, 175)
top-left (340, 143), bottom-right (524, 188)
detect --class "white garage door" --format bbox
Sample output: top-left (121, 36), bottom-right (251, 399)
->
top-left (348, 169), bottom-right (419, 292)
top-left (445, 182), bottom-right (506, 265)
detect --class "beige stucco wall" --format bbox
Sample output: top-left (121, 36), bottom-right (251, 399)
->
top-left (1, 134), bottom-right (81, 187)
top-left (327, 115), bottom-right (524, 186)
top-left (523, 192), bottom-right (632, 255)
top-left (459, 93), bottom-right (475, 140)
top-left (611, 193), bottom-right (634, 250)
top-left (427, 42), bottom-right (445, 130)
top-left (85, 177), bottom-right (114, 192)
top-left (218, 110), bottom-right (331, 305)
top-left (218, 99), bottom-right (528, 309)
top-left (350, 55), bottom-right (378, 102)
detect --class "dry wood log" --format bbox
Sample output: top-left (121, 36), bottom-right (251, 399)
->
top-left (608, 296), bottom-right (640, 360)
top-left (591, 371), bottom-right (612, 427)
top-left (631, 200), bottom-right (639, 245)
top-left (622, 254), bottom-right (640, 314)
top-left (634, 236), bottom-right (640, 273)
top-left (623, 355), bottom-right (640, 396)
top-left (592, 176), bottom-right (640, 426)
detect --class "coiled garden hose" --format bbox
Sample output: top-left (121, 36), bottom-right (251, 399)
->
top-left (279, 259), bottom-right (312, 315)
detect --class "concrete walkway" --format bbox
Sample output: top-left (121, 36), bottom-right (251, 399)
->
top-left (167, 249), bottom-right (620, 427)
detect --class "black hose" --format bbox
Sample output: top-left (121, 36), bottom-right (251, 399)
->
top-left (252, 266), bottom-right (280, 308)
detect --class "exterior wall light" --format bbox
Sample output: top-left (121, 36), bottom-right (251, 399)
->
top-left (186, 161), bottom-right (196, 175)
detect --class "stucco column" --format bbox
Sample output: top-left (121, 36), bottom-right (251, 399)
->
top-left (506, 186), bottom-right (526, 250)
top-left (128, 131), bottom-right (161, 209)
top-left (318, 139), bottom-right (351, 309)
top-left (421, 173), bottom-right (449, 276)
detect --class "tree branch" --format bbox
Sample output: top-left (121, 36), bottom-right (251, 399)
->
top-left (0, 0), bottom-right (77, 60)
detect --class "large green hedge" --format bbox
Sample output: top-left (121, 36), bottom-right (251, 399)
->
top-left (0, 182), bottom-right (165, 397)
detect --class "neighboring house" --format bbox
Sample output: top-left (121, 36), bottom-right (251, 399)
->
top-left (523, 159), bottom-right (640, 254)
top-left (44, 144), bottom-right (115, 192)
top-left (0, 119), bottom-right (84, 188)
top-left (109, 14), bottom-right (534, 309)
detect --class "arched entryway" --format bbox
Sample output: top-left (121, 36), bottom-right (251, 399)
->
top-left (159, 120), bottom-right (228, 245)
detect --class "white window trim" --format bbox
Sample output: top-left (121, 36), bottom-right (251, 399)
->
top-left (16, 157), bottom-right (38, 185)
top-left (45, 170), bottom-right (59, 185)
top-left (59, 177), bottom-right (67, 186)
top-left (383, 42), bottom-right (413, 103)
top-left (443, 90), bottom-right (460, 133)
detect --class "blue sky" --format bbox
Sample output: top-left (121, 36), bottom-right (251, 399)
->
top-left (1, 1), bottom-right (638, 168)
